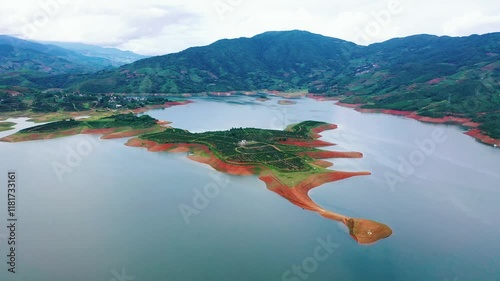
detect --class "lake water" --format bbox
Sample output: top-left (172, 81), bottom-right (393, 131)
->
top-left (0, 96), bottom-right (499, 281)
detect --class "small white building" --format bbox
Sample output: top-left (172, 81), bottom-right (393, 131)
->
top-left (239, 140), bottom-right (247, 146)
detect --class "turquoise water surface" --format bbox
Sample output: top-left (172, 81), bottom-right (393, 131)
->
top-left (0, 96), bottom-right (499, 281)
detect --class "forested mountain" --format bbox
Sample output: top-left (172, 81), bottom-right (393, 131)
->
top-left (0, 35), bottom-right (116, 74)
top-left (40, 41), bottom-right (148, 66)
top-left (73, 30), bottom-right (361, 93)
top-left (1, 30), bottom-right (499, 137)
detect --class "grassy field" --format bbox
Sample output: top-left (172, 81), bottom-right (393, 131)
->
top-left (1, 113), bottom-right (163, 142)
top-left (0, 122), bottom-right (15, 132)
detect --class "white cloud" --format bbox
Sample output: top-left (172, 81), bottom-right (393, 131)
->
top-left (442, 11), bottom-right (500, 36)
top-left (0, 0), bottom-right (498, 55)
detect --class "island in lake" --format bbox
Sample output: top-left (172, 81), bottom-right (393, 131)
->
top-left (2, 114), bottom-right (392, 244)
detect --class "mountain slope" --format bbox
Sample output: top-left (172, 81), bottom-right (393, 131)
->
top-left (1, 30), bottom-right (499, 138)
top-left (73, 30), bottom-right (361, 93)
top-left (40, 41), bottom-right (148, 66)
top-left (63, 30), bottom-right (500, 138)
top-left (0, 35), bottom-right (114, 74)
top-left (68, 31), bottom-right (498, 97)
top-left (333, 33), bottom-right (499, 113)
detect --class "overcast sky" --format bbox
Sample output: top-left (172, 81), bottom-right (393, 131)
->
top-left (0, 0), bottom-right (498, 55)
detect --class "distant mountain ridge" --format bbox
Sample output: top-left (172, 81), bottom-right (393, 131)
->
top-left (62, 30), bottom-right (499, 138)
top-left (0, 35), bottom-right (147, 89)
top-left (0, 35), bottom-right (115, 74)
top-left (39, 41), bottom-right (148, 66)
top-left (1, 30), bottom-right (499, 138)
top-left (66, 30), bottom-right (498, 94)
top-left (72, 30), bottom-right (363, 93)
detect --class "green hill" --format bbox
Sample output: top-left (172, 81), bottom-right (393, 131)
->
top-left (69, 30), bottom-right (360, 93)
top-left (1, 30), bottom-right (499, 138)
top-left (39, 41), bottom-right (148, 66)
top-left (0, 35), bottom-right (120, 88)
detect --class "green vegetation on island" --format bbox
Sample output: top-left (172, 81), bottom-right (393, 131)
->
top-left (19, 113), bottom-right (158, 134)
top-left (1, 113), bottom-right (162, 142)
top-left (1, 115), bottom-right (391, 244)
top-left (0, 121), bottom-right (15, 132)
top-left (6, 114), bottom-right (337, 176)
top-left (140, 121), bottom-right (332, 173)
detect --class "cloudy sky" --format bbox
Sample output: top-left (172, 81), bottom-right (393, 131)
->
top-left (0, 0), bottom-right (498, 55)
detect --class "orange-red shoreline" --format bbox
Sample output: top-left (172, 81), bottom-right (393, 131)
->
top-left (328, 100), bottom-right (499, 147)
top-left (465, 129), bottom-right (500, 147)
top-left (279, 139), bottom-right (335, 147)
top-left (125, 127), bottom-right (392, 244)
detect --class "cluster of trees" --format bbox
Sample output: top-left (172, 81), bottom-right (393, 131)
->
top-left (20, 119), bottom-right (79, 133)
top-left (141, 121), bottom-right (327, 172)
top-left (474, 113), bottom-right (500, 139)
top-left (85, 114), bottom-right (158, 129)
top-left (1, 90), bottom-right (176, 113)
top-left (20, 113), bottom-right (159, 134)
top-left (0, 93), bottom-right (28, 112)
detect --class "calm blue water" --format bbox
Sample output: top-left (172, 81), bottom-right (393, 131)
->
top-left (0, 96), bottom-right (499, 281)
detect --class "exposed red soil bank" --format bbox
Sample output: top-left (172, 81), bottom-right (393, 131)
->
top-left (157, 120), bottom-right (172, 126)
top-left (260, 172), bottom-right (392, 244)
top-left (299, 151), bottom-right (363, 159)
top-left (357, 108), bottom-right (481, 127)
top-left (279, 139), bottom-right (334, 147)
top-left (125, 124), bottom-right (392, 245)
top-left (309, 123), bottom-right (339, 138)
top-left (465, 129), bottom-right (500, 147)
top-left (125, 139), bottom-right (257, 176)
top-left (330, 101), bottom-right (499, 147)
top-left (312, 160), bottom-right (334, 168)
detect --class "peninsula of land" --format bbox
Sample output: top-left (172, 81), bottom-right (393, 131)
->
top-left (1, 113), bottom-right (392, 244)
top-left (128, 120), bottom-right (393, 244)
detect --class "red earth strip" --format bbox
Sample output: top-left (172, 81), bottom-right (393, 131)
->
top-left (332, 101), bottom-right (499, 147)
